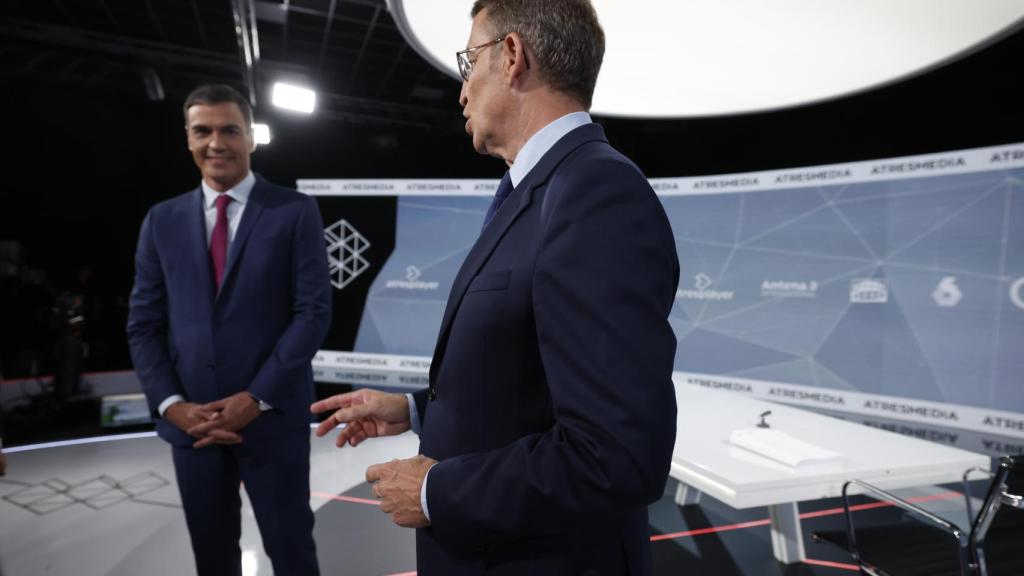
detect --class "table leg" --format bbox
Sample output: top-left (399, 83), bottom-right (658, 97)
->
top-left (674, 482), bottom-right (702, 506)
top-left (768, 502), bottom-right (805, 564)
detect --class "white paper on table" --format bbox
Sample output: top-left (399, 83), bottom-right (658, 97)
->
top-left (729, 428), bottom-right (845, 472)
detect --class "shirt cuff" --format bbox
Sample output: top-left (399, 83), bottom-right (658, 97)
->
top-left (421, 462), bottom-right (436, 523)
top-left (158, 395), bottom-right (185, 417)
top-left (249, 394), bottom-right (273, 412)
top-left (406, 393), bottom-right (422, 435)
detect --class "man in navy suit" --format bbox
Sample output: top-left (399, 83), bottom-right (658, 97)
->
top-left (313, 1), bottom-right (678, 574)
top-left (128, 84), bottom-right (330, 576)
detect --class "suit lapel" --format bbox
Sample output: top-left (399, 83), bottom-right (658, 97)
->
top-left (428, 123), bottom-right (609, 384)
top-left (189, 187), bottom-right (216, 304)
top-left (216, 177), bottom-right (265, 304)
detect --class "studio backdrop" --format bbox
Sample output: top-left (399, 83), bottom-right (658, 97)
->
top-left (301, 142), bottom-right (1024, 439)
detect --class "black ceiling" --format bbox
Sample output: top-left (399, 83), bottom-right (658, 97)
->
top-left (0, 0), bottom-right (464, 128)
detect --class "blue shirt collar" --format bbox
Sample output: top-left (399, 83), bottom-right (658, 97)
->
top-left (508, 111), bottom-right (592, 187)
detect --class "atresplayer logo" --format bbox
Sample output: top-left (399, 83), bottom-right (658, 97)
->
top-left (386, 265), bottom-right (439, 291)
top-left (933, 276), bottom-right (963, 307)
top-left (676, 273), bottom-right (734, 301)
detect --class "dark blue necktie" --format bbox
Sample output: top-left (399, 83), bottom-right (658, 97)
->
top-left (482, 171), bottom-right (513, 230)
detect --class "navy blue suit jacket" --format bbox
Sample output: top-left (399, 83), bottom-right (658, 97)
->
top-left (413, 124), bottom-right (680, 575)
top-left (127, 176), bottom-right (331, 446)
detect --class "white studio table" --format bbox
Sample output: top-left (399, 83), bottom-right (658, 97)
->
top-left (670, 379), bottom-right (991, 564)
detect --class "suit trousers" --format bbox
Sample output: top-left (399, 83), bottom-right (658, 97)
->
top-left (171, 429), bottom-right (319, 576)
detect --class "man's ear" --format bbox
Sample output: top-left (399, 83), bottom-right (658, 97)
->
top-left (503, 32), bottom-right (530, 87)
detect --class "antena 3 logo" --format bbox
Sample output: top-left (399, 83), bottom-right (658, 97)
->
top-left (850, 278), bottom-right (888, 304)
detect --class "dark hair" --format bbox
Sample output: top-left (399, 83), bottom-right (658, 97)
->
top-left (183, 84), bottom-right (253, 129)
top-left (471, 0), bottom-right (605, 110)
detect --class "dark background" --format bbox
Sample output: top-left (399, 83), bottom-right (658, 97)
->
top-left (1, 2), bottom-right (1022, 383)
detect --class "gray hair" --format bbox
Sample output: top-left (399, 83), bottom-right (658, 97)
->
top-left (471, 0), bottom-right (605, 110)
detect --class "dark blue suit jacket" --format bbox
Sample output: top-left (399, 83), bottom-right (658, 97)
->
top-left (413, 124), bottom-right (680, 575)
top-left (127, 176), bottom-right (331, 446)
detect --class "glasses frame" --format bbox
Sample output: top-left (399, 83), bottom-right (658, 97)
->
top-left (456, 36), bottom-right (506, 81)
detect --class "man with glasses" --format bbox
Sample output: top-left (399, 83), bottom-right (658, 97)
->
top-left (313, 1), bottom-right (679, 574)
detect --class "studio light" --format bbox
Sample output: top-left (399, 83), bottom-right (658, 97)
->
top-left (271, 82), bottom-right (316, 114)
top-left (387, 0), bottom-right (1024, 117)
top-left (253, 123), bottom-right (271, 145)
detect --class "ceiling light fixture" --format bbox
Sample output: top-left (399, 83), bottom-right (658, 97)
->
top-left (271, 82), bottom-right (316, 114)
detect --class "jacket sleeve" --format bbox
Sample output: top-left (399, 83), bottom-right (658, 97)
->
top-left (127, 210), bottom-right (186, 416)
top-left (424, 159), bottom-right (680, 553)
top-left (246, 195), bottom-right (332, 408)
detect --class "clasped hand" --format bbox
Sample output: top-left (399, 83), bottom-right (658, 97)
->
top-left (166, 392), bottom-right (261, 448)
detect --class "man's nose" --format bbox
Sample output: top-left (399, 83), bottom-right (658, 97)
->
top-left (459, 81), bottom-right (468, 108)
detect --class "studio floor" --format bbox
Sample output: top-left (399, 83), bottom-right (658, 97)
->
top-left (0, 429), bottom-right (989, 576)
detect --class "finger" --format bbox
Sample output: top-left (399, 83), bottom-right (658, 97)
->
top-left (211, 428), bottom-right (243, 442)
top-left (347, 429), bottom-right (368, 447)
top-left (335, 421), bottom-right (367, 447)
top-left (193, 436), bottom-right (215, 449)
top-left (196, 400), bottom-right (226, 412)
top-left (187, 420), bottom-right (219, 436)
top-left (328, 404), bottom-right (374, 426)
top-left (310, 392), bottom-right (357, 414)
top-left (366, 462), bottom-right (392, 483)
top-left (314, 417), bottom-right (339, 437)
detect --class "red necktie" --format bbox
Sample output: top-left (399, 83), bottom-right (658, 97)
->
top-left (210, 194), bottom-right (233, 290)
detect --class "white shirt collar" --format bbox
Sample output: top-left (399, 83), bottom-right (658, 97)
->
top-left (508, 111), bottom-right (592, 187)
top-left (201, 171), bottom-right (256, 209)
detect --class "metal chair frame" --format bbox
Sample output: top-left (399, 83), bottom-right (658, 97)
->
top-left (840, 456), bottom-right (1019, 576)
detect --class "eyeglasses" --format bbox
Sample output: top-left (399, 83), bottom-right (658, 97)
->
top-left (456, 36), bottom-right (506, 81)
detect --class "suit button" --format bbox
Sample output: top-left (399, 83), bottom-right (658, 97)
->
top-left (428, 387), bottom-right (437, 401)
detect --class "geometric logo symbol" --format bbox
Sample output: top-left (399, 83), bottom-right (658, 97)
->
top-left (406, 265), bottom-right (422, 282)
top-left (2, 472), bottom-right (171, 516)
top-left (694, 272), bottom-right (714, 291)
top-left (324, 219), bottom-right (371, 290)
top-left (933, 276), bottom-right (963, 307)
top-left (850, 278), bottom-right (889, 304)
top-left (1011, 277), bottom-right (1024, 311)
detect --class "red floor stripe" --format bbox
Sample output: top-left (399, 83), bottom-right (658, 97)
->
top-left (798, 490), bottom-right (961, 520)
top-left (650, 518), bottom-right (772, 541)
top-left (803, 557), bottom-right (861, 571)
top-left (653, 490), bottom-right (962, 542)
top-left (311, 490), bottom-right (380, 506)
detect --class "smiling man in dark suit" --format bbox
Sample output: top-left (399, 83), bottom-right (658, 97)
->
top-left (312, 1), bottom-right (679, 574)
top-left (128, 84), bottom-right (330, 576)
